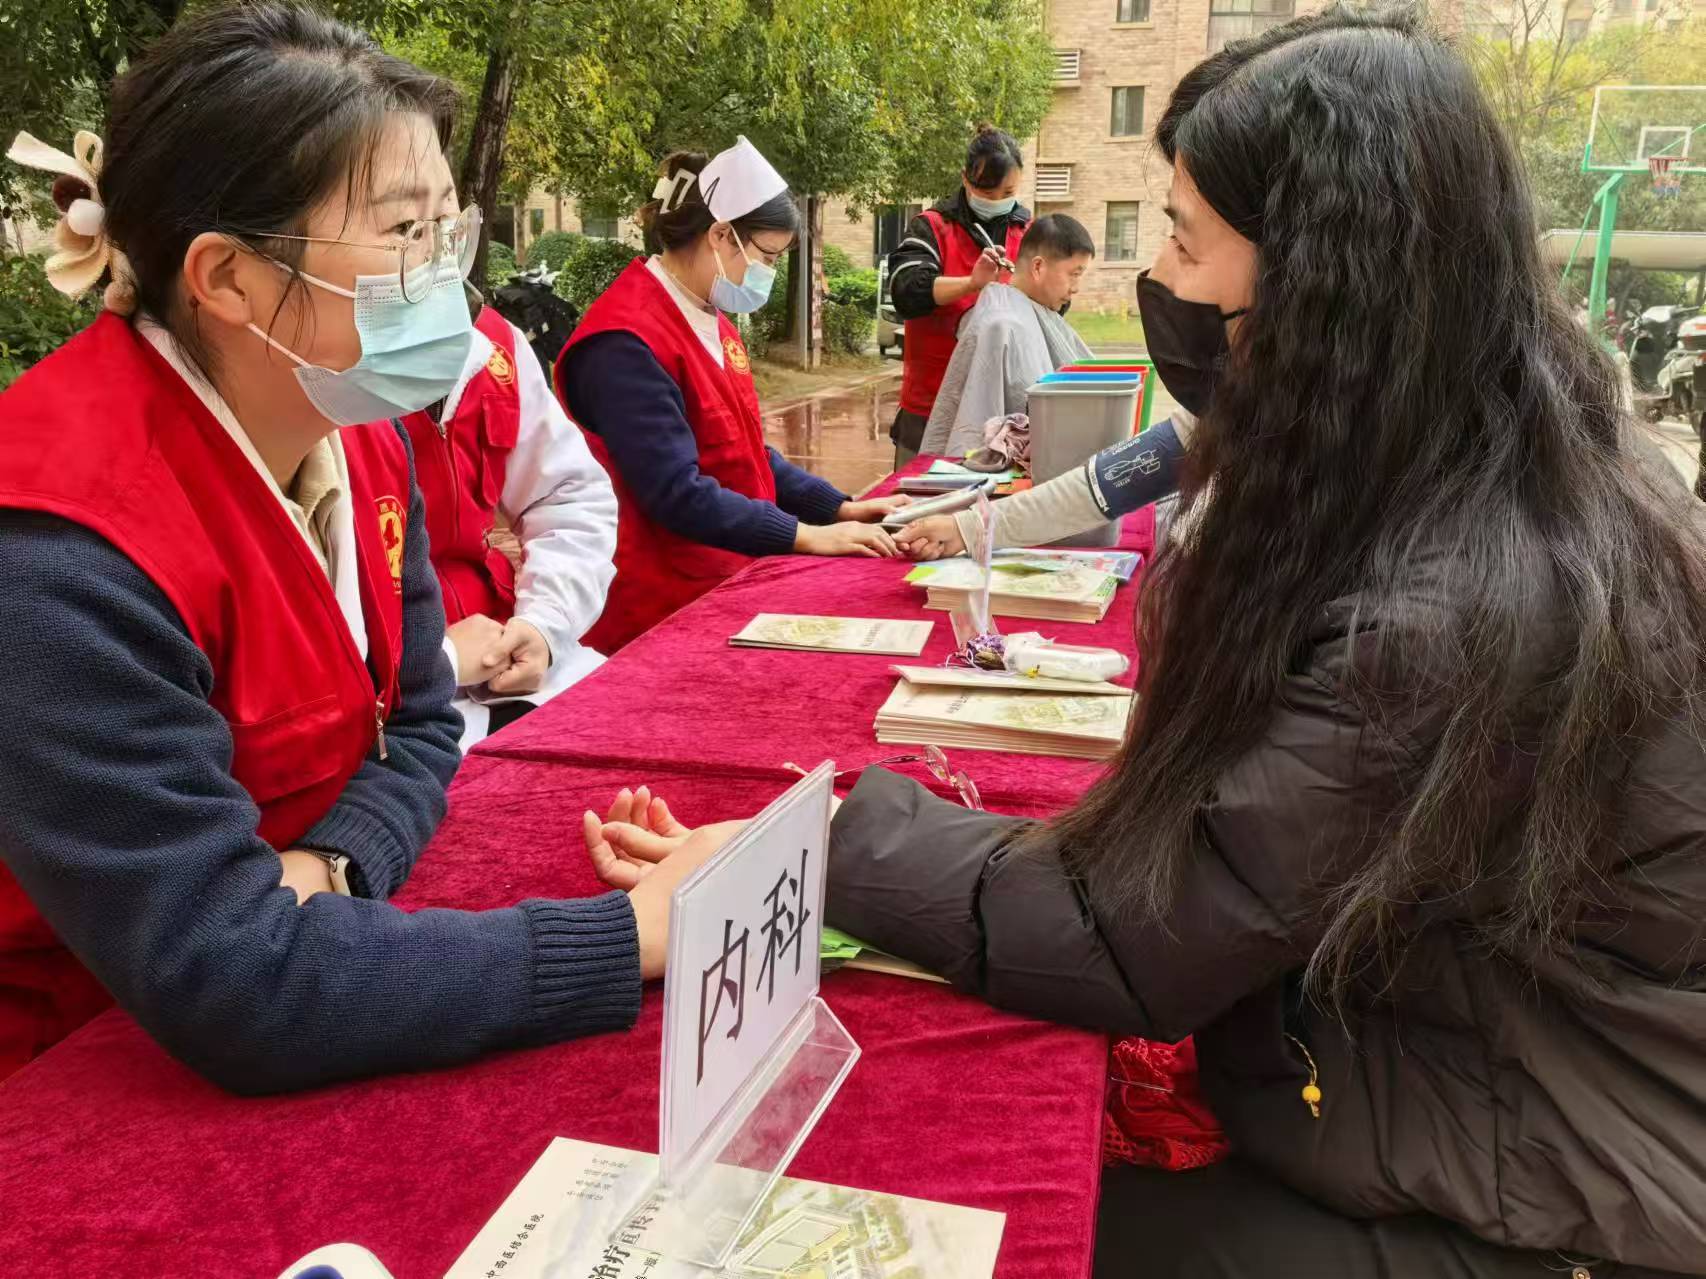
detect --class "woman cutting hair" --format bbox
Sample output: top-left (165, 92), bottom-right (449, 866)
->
top-left (586, 8), bottom-right (1706, 1273)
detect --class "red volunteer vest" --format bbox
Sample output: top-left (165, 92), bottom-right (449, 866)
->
top-left (0, 313), bottom-right (410, 1078)
top-left (401, 306), bottom-right (520, 625)
top-left (557, 260), bottom-right (775, 652)
top-left (898, 208), bottom-right (1028, 417)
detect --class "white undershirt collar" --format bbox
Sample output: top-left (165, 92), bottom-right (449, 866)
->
top-left (136, 317), bottom-right (368, 660)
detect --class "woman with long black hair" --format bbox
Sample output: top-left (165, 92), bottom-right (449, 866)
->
top-left (589, 7), bottom-right (1706, 1272)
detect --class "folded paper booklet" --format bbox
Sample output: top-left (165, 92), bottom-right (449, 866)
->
top-left (731, 614), bottom-right (934, 656)
top-left (820, 925), bottom-right (948, 985)
top-left (890, 664), bottom-right (1128, 696)
top-left (925, 458), bottom-right (1022, 483)
top-left (444, 1137), bottom-right (1004, 1279)
top-left (905, 562), bottom-right (1119, 624)
top-left (875, 680), bottom-right (1133, 760)
top-left (991, 547), bottom-right (1142, 582)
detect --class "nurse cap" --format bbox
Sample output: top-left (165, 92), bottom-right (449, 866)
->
top-left (696, 136), bottom-right (790, 224)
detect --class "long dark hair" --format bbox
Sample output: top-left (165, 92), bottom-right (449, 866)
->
top-left (1048, 5), bottom-right (1706, 998)
top-left (637, 150), bottom-right (800, 256)
top-left (100, 2), bottom-right (459, 364)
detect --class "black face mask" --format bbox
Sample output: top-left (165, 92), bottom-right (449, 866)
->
top-left (1136, 271), bottom-right (1248, 416)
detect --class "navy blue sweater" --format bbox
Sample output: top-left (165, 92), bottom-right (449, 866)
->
top-left (563, 332), bottom-right (848, 555)
top-left (0, 424), bottom-right (641, 1094)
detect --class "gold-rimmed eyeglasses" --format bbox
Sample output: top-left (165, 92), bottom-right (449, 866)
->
top-left (256, 203), bottom-right (483, 303)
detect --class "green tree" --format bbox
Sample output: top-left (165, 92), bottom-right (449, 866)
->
top-left (0, 0), bottom-right (189, 226)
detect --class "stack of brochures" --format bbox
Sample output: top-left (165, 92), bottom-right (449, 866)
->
top-left (905, 560), bottom-right (1119, 624)
top-left (874, 679), bottom-right (1132, 760)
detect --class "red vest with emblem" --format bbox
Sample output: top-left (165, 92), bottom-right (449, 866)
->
top-left (0, 313), bottom-right (411, 1079)
top-left (898, 208), bottom-right (1029, 417)
top-left (556, 260), bottom-right (774, 652)
top-left (401, 305), bottom-right (520, 625)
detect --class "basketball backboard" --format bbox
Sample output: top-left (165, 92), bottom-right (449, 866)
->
top-left (1585, 85), bottom-right (1706, 175)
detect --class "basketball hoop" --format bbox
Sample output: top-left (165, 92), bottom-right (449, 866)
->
top-left (1649, 153), bottom-right (1683, 197)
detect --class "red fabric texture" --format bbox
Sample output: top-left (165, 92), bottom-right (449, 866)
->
top-left (0, 313), bottom-right (410, 1079)
top-left (563, 260), bottom-right (776, 652)
top-left (898, 211), bottom-right (1029, 416)
top-left (474, 463), bottom-right (1156, 818)
top-left (1102, 1036), bottom-right (1230, 1171)
top-left (401, 305), bottom-right (521, 625)
top-left (0, 761), bottom-right (1107, 1279)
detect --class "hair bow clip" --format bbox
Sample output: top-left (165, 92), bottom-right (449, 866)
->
top-left (7, 130), bottom-right (117, 300)
top-left (651, 169), bottom-right (695, 214)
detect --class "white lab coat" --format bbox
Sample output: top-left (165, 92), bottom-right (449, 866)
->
top-left (441, 318), bottom-right (618, 749)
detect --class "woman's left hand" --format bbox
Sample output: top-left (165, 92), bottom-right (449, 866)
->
top-left (837, 495), bottom-right (914, 524)
top-left (581, 785), bottom-right (693, 888)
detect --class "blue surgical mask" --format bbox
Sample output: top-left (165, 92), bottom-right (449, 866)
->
top-left (249, 260), bottom-right (474, 426)
top-left (709, 228), bottom-right (776, 314)
top-left (967, 192), bottom-right (1017, 220)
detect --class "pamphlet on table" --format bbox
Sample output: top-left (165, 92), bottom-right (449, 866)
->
top-left (820, 926), bottom-right (948, 985)
top-left (891, 664), bottom-right (1128, 696)
top-left (906, 561), bottom-right (1119, 624)
top-left (730, 614), bottom-right (934, 655)
top-left (443, 1137), bottom-right (1004, 1279)
top-left (875, 681), bottom-right (1133, 759)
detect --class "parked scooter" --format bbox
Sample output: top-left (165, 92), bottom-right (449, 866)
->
top-left (1626, 303), bottom-right (1701, 396)
top-left (1659, 313), bottom-right (1705, 431)
top-left (489, 262), bottom-right (581, 375)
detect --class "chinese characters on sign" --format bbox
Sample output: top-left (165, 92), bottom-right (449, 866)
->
top-left (662, 767), bottom-right (832, 1178)
top-left (693, 847), bottom-right (815, 1082)
top-left (697, 919), bottom-right (748, 1083)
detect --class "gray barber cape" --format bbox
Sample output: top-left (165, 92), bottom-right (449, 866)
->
top-left (919, 283), bottom-right (1092, 457)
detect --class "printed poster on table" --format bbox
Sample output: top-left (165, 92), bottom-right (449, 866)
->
top-left (442, 1137), bottom-right (1005, 1279)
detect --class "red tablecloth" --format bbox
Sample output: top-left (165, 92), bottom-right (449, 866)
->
top-left (0, 762), bottom-right (1108, 1277)
top-left (478, 487), bottom-right (1156, 815)
top-left (0, 471), bottom-right (1148, 1279)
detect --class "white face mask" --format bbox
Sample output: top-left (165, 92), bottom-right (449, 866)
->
top-left (708, 227), bottom-right (777, 314)
top-left (248, 259), bottom-right (474, 427)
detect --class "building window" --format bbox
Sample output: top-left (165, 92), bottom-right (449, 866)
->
top-left (1565, 16), bottom-right (1590, 37)
top-left (1036, 166), bottom-right (1074, 202)
top-left (528, 207), bottom-right (545, 237)
top-left (1105, 202), bottom-right (1140, 262)
top-left (1054, 48), bottom-right (1082, 82)
top-left (1111, 87), bottom-right (1146, 137)
top-left (581, 202), bottom-right (619, 239)
top-left (1611, 0), bottom-right (1631, 13)
top-left (1117, 0), bottom-right (1151, 21)
top-left (1208, 0), bottom-right (1294, 51)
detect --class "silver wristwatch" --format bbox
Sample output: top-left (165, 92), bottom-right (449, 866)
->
top-left (305, 851), bottom-right (354, 896)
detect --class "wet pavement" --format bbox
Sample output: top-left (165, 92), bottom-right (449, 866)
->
top-left (762, 368), bottom-right (905, 497)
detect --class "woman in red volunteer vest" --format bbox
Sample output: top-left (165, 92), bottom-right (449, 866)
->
top-left (886, 125), bottom-right (1031, 466)
top-left (557, 140), bottom-right (913, 654)
top-left (400, 253), bottom-right (617, 751)
top-left (0, 4), bottom-right (699, 1092)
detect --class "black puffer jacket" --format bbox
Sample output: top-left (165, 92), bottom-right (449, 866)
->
top-left (826, 553), bottom-right (1706, 1273)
